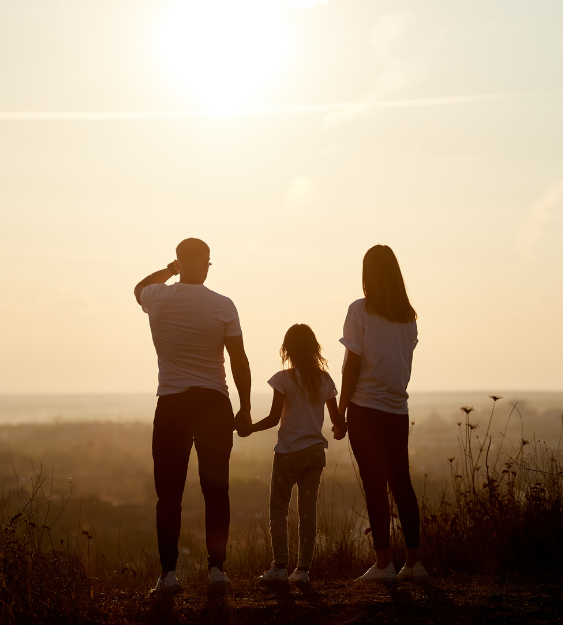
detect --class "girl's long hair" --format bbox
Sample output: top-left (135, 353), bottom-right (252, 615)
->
top-left (280, 324), bottom-right (328, 402)
top-left (363, 245), bottom-right (417, 323)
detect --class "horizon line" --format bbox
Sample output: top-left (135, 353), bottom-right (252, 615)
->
top-left (1, 90), bottom-right (563, 120)
top-left (0, 389), bottom-right (561, 395)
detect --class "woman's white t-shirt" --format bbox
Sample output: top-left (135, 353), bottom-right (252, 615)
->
top-left (340, 298), bottom-right (418, 414)
top-left (267, 370), bottom-right (338, 454)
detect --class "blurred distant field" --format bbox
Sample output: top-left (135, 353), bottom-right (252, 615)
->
top-left (0, 392), bottom-right (561, 570)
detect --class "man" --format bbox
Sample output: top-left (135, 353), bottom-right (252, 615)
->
top-left (134, 238), bottom-right (252, 593)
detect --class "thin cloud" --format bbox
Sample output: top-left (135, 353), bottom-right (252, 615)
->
top-left (326, 11), bottom-right (448, 124)
top-left (515, 178), bottom-right (563, 263)
top-left (285, 0), bottom-right (327, 7)
top-left (1, 90), bottom-right (562, 120)
top-left (369, 12), bottom-right (426, 97)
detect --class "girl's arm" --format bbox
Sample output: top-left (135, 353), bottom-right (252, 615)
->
top-left (338, 351), bottom-right (362, 417)
top-left (238, 389), bottom-right (284, 437)
top-left (326, 397), bottom-right (347, 440)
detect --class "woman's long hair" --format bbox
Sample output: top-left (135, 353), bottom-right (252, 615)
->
top-left (363, 245), bottom-right (417, 323)
top-left (280, 324), bottom-right (328, 402)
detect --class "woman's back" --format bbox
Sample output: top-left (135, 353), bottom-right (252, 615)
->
top-left (340, 298), bottom-right (417, 414)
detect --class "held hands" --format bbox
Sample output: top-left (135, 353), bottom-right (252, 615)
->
top-left (234, 407), bottom-right (252, 437)
top-left (237, 424), bottom-right (253, 438)
top-left (332, 408), bottom-right (348, 441)
top-left (332, 425), bottom-right (347, 441)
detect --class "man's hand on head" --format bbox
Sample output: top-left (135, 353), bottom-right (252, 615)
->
top-left (167, 261), bottom-right (179, 276)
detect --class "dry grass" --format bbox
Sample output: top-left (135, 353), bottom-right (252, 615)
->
top-left (1, 397), bottom-right (562, 624)
top-left (419, 398), bottom-right (563, 574)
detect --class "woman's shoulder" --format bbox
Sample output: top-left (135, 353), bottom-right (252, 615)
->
top-left (347, 298), bottom-right (366, 316)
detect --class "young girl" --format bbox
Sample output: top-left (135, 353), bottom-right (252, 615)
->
top-left (238, 324), bottom-right (346, 582)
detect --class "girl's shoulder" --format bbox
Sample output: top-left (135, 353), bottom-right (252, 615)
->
top-left (267, 368), bottom-right (297, 386)
top-left (275, 368), bottom-right (296, 377)
top-left (321, 370), bottom-right (338, 393)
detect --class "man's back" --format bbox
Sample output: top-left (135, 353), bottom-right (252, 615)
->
top-left (141, 282), bottom-right (241, 397)
top-left (135, 237), bottom-right (250, 585)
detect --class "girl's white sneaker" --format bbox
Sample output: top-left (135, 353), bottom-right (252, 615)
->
top-left (396, 561), bottom-right (430, 582)
top-left (149, 570), bottom-right (183, 595)
top-left (355, 562), bottom-right (397, 582)
top-left (258, 566), bottom-right (289, 582)
top-left (288, 569), bottom-right (309, 583)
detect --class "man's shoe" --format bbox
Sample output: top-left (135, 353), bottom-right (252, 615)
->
top-left (148, 571), bottom-right (183, 595)
top-left (208, 566), bottom-right (232, 585)
top-left (396, 561), bottom-right (430, 582)
top-left (288, 569), bottom-right (309, 583)
top-left (355, 562), bottom-right (397, 582)
top-left (258, 566), bottom-right (289, 582)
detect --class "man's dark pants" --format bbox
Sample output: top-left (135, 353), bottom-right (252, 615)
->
top-left (152, 387), bottom-right (234, 572)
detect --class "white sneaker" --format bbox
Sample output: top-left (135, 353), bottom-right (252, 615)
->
top-left (396, 561), bottom-right (430, 582)
top-left (258, 566), bottom-right (289, 582)
top-left (288, 569), bottom-right (309, 583)
top-left (208, 566), bottom-right (232, 585)
top-left (355, 562), bottom-right (397, 582)
top-left (149, 570), bottom-right (183, 595)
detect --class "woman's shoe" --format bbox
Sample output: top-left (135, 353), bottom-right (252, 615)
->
top-left (396, 561), bottom-right (430, 582)
top-left (208, 567), bottom-right (232, 585)
top-left (288, 569), bottom-right (309, 583)
top-left (258, 566), bottom-right (288, 582)
top-left (355, 562), bottom-right (397, 582)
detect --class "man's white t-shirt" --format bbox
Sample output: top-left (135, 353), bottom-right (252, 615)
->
top-left (340, 298), bottom-right (418, 414)
top-left (140, 283), bottom-right (242, 397)
top-left (267, 369), bottom-right (338, 454)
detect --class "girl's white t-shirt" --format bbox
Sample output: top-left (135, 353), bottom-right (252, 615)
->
top-left (267, 370), bottom-right (338, 454)
top-left (340, 298), bottom-right (418, 414)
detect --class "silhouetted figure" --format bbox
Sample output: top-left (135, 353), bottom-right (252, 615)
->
top-left (238, 324), bottom-right (346, 583)
top-left (339, 245), bottom-right (429, 582)
top-left (134, 238), bottom-right (251, 592)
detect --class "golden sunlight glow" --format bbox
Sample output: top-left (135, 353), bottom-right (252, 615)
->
top-left (156, 0), bottom-right (290, 111)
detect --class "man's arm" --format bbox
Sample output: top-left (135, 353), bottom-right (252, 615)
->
top-left (134, 262), bottom-right (177, 305)
top-left (224, 335), bottom-right (252, 427)
top-left (338, 351), bottom-right (362, 418)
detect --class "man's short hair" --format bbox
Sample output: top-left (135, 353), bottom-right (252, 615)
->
top-left (176, 238), bottom-right (210, 264)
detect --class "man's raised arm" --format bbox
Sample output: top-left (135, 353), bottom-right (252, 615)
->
top-left (134, 261), bottom-right (178, 305)
top-left (224, 335), bottom-right (252, 429)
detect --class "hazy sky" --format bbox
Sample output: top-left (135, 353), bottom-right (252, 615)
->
top-left (1, 0), bottom-right (562, 396)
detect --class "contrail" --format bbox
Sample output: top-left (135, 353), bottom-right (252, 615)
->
top-left (1, 90), bottom-right (562, 120)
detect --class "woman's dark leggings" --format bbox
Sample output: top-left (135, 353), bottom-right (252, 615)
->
top-left (347, 402), bottom-right (420, 550)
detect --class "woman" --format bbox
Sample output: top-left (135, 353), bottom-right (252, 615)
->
top-left (339, 245), bottom-right (428, 582)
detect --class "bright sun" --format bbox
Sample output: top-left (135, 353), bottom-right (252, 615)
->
top-left (156, 0), bottom-right (290, 112)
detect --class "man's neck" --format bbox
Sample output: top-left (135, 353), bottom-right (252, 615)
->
top-left (179, 274), bottom-right (205, 285)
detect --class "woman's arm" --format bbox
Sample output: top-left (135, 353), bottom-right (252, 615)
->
top-left (338, 351), bottom-right (362, 417)
top-left (326, 397), bottom-right (347, 440)
top-left (237, 389), bottom-right (284, 437)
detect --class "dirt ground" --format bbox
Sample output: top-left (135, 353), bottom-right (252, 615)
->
top-left (96, 575), bottom-right (563, 625)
